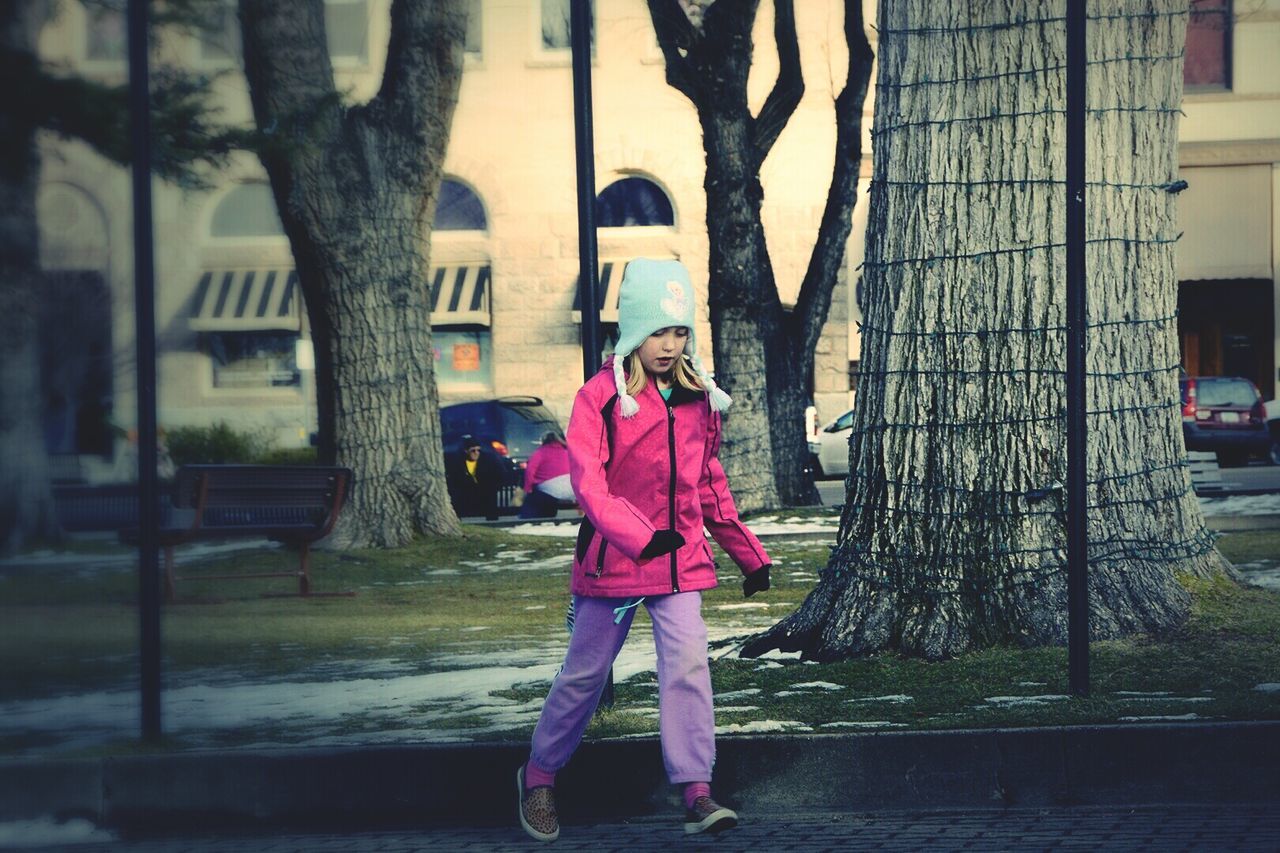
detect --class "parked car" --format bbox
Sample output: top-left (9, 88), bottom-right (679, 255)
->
top-left (1267, 398), bottom-right (1280, 465)
top-left (808, 408), bottom-right (854, 479)
top-left (439, 397), bottom-right (566, 512)
top-left (1179, 374), bottom-right (1271, 467)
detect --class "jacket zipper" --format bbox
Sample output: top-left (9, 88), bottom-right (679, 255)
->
top-left (594, 538), bottom-right (608, 578)
top-left (667, 402), bottom-right (679, 593)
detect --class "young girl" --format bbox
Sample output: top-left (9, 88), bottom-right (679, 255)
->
top-left (517, 258), bottom-right (772, 841)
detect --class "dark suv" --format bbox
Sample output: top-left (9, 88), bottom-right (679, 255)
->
top-left (439, 397), bottom-right (565, 510)
top-left (1180, 374), bottom-right (1270, 467)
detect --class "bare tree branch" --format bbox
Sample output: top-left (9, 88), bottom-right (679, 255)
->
top-left (750, 0), bottom-right (803, 169)
top-left (373, 0), bottom-right (468, 138)
top-left (793, 0), bottom-right (873, 354)
top-left (646, 0), bottom-right (702, 103)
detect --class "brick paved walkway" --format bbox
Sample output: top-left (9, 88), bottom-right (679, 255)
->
top-left (33, 805), bottom-right (1280, 852)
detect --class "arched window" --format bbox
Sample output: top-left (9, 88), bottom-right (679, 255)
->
top-left (210, 184), bottom-right (285, 238)
top-left (595, 177), bottom-right (675, 227)
top-left (434, 179), bottom-right (488, 231)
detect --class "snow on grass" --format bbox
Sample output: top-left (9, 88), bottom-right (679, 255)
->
top-left (714, 602), bottom-right (772, 610)
top-left (848, 695), bottom-right (913, 704)
top-left (0, 817), bottom-right (115, 847)
top-left (716, 720), bottom-right (811, 734)
top-left (1118, 714), bottom-right (1205, 722)
top-left (1198, 493), bottom-right (1280, 516)
top-left (792, 681), bottom-right (843, 690)
top-left (983, 695), bottom-right (1071, 706)
top-left (715, 706), bottom-right (762, 713)
top-left (820, 721), bottom-right (908, 729)
top-left (524, 605), bottom-right (547, 611)
top-left (1254, 683), bottom-right (1280, 693)
top-left (1117, 697), bottom-right (1212, 703)
top-left (714, 689), bottom-right (762, 701)
top-left (1114, 691), bottom-right (1171, 697)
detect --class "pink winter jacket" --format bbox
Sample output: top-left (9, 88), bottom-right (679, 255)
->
top-left (567, 359), bottom-right (770, 597)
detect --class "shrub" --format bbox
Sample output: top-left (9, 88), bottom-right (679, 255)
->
top-left (256, 446), bottom-right (319, 466)
top-left (165, 422), bottom-right (272, 466)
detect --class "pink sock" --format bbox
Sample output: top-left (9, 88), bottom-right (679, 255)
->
top-left (524, 758), bottom-right (555, 790)
top-left (683, 782), bottom-right (711, 810)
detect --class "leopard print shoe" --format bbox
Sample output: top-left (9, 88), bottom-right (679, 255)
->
top-left (517, 765), bottom-right (560, 842)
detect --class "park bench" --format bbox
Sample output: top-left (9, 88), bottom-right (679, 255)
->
top-left (119, 464), bottom-right (353, 602)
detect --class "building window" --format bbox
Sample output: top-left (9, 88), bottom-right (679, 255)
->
top-left (433, 329), bottom-right (492, 388)
top-left (84, 2), bottom-right (126, 62)
top-left (198, 1), bottom-right (368, 64)
top-left (541, 0), bottom-right (593, 51)
top-left (325, 0), bottom-right (370, 63)
top-left (466, 4), bottom-right (482, 56)
top-left (434, 179), bottom-right (488, 231)
top-left (210, 184), bottom-right (285, 238)
top-left (206, 331), bottom-right (301, 389)
top-left (596, 177), bottom-right (675, 227)
top-left (1185, 0), bottom-right (1230, 90)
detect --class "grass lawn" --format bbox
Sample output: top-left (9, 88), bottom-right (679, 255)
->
top-left (0, 523), bottom-right (1277, 757)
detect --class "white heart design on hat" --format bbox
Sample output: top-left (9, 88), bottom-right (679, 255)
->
top-left (660, 280), bottom-right (688, 320)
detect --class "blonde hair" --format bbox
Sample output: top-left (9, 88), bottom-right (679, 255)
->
top-left (624, 351), bottom-right (704, 398)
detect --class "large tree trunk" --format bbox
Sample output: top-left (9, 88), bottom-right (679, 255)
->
top-left (649, 0), bottom-right (872, 513)
top-left (745, 0), bottom-right (1232, 661)
top-left (240, 0), bottom-right (466, 545)
top-left (0, 0), bottom-right (59, 554)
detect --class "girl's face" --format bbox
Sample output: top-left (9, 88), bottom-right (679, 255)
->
top-left (636, 326), bottom-right (689, 377)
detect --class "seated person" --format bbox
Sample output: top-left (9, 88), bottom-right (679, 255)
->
top-left (519, 432), bottom-right (573, 519)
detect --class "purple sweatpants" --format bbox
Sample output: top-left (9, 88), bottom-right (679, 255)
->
top-left (529, 591), bottom-right (715, 785)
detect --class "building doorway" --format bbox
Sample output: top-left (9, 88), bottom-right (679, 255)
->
top-left (1178, 279), bottom-right (1274, 400)
top-left (41, 270), bottom-right (114, 473)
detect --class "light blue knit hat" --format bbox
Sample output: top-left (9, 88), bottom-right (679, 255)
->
top-left (612, 258), bottom-right (732, 417)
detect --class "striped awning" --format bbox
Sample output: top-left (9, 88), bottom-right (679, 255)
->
top-left (570, 259), bottom-right (627, 324)
top-left (191, 264), bottom-right (492, 332)
top-left (189, 269), bottom-right (301, 332)
top-left (428, 264), bottom-right (490, 327)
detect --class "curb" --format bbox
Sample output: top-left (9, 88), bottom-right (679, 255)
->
top-left (3, 722), bottom-right (1276, 832)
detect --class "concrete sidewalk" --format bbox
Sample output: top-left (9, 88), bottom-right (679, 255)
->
top-left (4, 722), bottom-right (1277, 837)
top-left (18, 805), bottom-right (1280, 852)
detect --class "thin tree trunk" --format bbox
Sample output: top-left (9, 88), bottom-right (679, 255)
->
top-left (240, 0), bottom-right (466, 545)
top-left (0, 0), bottom-right (59, 554)
top-left (745, 0), bottom-right (1232, 661)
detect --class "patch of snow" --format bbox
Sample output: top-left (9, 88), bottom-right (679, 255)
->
top-left (820, 721), bottom-right (908, 729)
top-left (0, 817), bottom-right (115, 847)
top-left (848, 694), bottom-right (913, 704)
top-left (792, 681), bottom-right (843, 690)
top-left (714, 603), bottom-right (772, 610)
top-left (1118, 697), bottom-right (1212, 703)
top-left (1198, 493), bottom-right (1280, 516)
top-left (716, 720), bottom-right (811, 734)
top-left (747, 519), bottom-right (838, 535)
top-left (714, 706), bottom-right (762, 713)
top-left (494, 550), bottom-right (534, 560)
top-left (505, 522), bottom-right (579, 538)
top-left (1114, 691), bottom-right (1171, 697)
top-left (983, 695), bottom-right (1072, 706)
top-left (1017, 682), bottom-right (1047, 687)
top-left (460, 626), bottom-right (490, 633)
top-left (714, 689), bottom-right (762, 701)
top-left (1254, 683), bottom-right (1280, 693)
top-left (424, 569), bottom-right (460, 576)
top-left (753, 650), bottom-right (801, 661)
top-left (524, 605), bottom-right (547, 611)
top-left (1119, 714), bottom-right (1204, 722)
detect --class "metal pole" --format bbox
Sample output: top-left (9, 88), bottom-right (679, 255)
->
top-left (1065, 0), bottom-right (1089, 697)
top-left (571, 0), bottom-right (602, 378)
top-left (570, 0), bottom-right (612, 710)
top-left (127, 0), bottom-right (162, 737)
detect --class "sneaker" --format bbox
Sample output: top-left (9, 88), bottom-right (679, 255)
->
top-left (683, 795), bottom-right (738, 835)
top-left (517, 765), bottom-right (560, 842)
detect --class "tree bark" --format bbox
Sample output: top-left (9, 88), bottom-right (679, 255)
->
top-left (240, 0), bottom-right (466, 545)
top-left (0, 0), bottom-right (59, 554)
top-left (649, 0), bottom-right (873, 512)
top-left (744, 0), bottom-right (1232, 661)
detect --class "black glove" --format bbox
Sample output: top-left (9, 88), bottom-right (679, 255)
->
top-left (743, 565), bottom-right (771, 598)
top-left (640, 529), bottom-right (685, 560)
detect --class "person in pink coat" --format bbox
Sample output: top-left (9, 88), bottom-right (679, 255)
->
top-left (517, 258), bottom-right (771, 842)
top-left (519, 432), bottom-right (572, 518)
